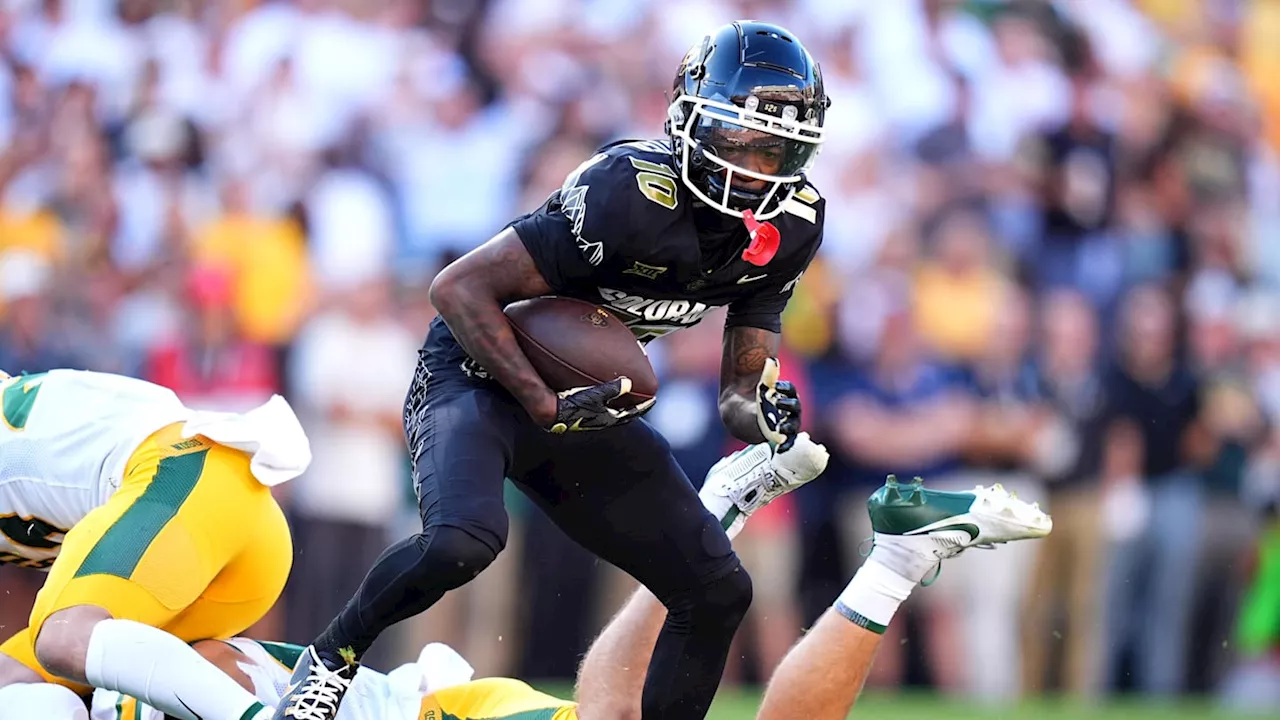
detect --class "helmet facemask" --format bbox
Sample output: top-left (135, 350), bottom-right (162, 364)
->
top-left (668, 93), bottom-right (823, 221)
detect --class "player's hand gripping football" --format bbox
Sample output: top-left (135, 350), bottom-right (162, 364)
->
top-left (756, 358), bottom-right (802, 451)
top-left (547, 377), bottom-right (655, 434)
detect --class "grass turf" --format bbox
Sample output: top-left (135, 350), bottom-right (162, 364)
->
top-left (533, 685), bottom-right (1259, 720)
top-left (707, 691), bottom-right (1259, 720)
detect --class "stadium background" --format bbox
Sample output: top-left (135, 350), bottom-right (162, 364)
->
top-left (1, 0), bottom-right (1279, 717)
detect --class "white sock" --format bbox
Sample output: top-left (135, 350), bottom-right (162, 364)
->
top-left (863, 535), bottom-right (939, 585)
top-left (85, 619), bottom-right (271, 720)
top-left (0, 682), bottom-right (89, 720)
top-left (832, 558), bottom-right (917, 635)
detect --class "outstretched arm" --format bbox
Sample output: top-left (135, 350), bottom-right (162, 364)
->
top-left (718, 326), bottom-right (779, 444)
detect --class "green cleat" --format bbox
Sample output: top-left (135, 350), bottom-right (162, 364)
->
top-left (866, 476), bottom-right (1052, 583)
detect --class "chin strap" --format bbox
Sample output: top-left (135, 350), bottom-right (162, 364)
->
top-left (741, 209), bottom-right (780, 266)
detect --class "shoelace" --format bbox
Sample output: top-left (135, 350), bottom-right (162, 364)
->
top-left (286, 668), bottom-right (351, 720)
top-left (876, 545), bottom-right (997, 587)
top-left (857, 483), bottom-right (1046, 588)
top-left (727, 465), bottom-right (782, 509)
top-left (857, 535), bottom-right (999, 588)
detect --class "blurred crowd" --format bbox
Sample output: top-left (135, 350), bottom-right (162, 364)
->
top-left (1, 0), bottom-right (1280, 711)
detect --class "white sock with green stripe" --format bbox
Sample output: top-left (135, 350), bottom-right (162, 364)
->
top-left (0, 683), bottom-right (88, 719)
top-left (832, 553), bottom-right (922, 635)
top-left (85, 619), bottom-right (270, 720)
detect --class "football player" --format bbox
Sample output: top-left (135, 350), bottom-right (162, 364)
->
top-left (90, 638), bottom-right (491, 720)
top-left (575, 476), bottom-right (1053, 720)
top-left (0, 368), bottom-right (310, 720)
top-left (97, 435), bottom-right (1051, 720)
top-left (275, 20), bottom-right (828, 720)
top-left (93, 433), bottom-right (833, 720)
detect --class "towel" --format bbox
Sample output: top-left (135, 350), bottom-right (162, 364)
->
top-left (180, 395), bottom-right (312, 487)
top-left (383, 642), bottom-right (476, 702)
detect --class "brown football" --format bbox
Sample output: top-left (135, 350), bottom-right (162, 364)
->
top-left (504, 296), bottom-right (658, 409)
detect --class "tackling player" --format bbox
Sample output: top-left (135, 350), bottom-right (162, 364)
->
top-left (95, 433), bottom-right (1050, 720)
top-left (276, 20), bottom-right (829, 720)
top-left (0, 368), bottom-right (310, 720)
top-left (575, 475), bottom-right (1053, 720)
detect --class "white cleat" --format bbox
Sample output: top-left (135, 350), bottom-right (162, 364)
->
top-left (867, 477), bottom-right (1053, 583)
top-left (700, 432), bottom-right (829, 537)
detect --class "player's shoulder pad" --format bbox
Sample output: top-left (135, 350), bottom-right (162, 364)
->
top-left (555, 139), bottom-right (682, 266)
top-left (561, 139), bottom-right (682, 214)
top-left (778, 180), bottom-right (825, 227)
top-left (773, 180), bottom-right (824, 262)
top-left (742, 181), bottom-right (822, 296)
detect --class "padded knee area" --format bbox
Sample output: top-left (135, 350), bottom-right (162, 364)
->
top-left (411, 525), bottom-right (501, 591)
top-left (664, 562), bottom-right (754, 634)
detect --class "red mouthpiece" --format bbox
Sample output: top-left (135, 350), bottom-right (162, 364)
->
top-left (741, 210), bottom-right (780, 267)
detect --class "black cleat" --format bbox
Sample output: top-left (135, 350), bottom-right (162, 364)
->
top-left (272, 645), bottom-right (359, 719)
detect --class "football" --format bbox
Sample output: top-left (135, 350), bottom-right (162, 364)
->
top-left (504, 296), bottom-right (658, 409)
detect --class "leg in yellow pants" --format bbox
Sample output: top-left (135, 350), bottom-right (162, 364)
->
top-left (0, 423), bottom-right (293, 691)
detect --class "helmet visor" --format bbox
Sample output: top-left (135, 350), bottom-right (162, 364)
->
top-left (670, 93), bottom-right (824, 219)
top-left (692, 114), bottom-right (818, 181)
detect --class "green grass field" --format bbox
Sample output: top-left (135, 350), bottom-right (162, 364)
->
top-left (533, 685), bottom-right (1260, 720)
top-left (702, 691), bottom-right (1256, 720)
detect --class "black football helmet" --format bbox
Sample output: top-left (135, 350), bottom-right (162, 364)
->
top-left (667, 21), bottom-right (829, 220)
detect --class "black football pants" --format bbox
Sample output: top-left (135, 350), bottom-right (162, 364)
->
top-left (314, 350), bottom-right (752, 720)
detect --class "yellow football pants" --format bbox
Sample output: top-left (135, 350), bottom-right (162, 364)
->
top-left (419, 678), bottom-right (578, 720)
top-left (0, 422), bottom-right (293, 691)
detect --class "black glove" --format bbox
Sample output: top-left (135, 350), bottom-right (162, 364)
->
top-left (756, 358), bottom-right (802, 451)
top-left (547, 377), bottom-right (655, 434)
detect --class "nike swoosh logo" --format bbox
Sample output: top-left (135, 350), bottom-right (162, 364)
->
top-left (906, 522), bottom-right (980, 541)
top-left (737, 274), bottom-right (768, 284)
top-left (177, 696), bottom-right (205, 720)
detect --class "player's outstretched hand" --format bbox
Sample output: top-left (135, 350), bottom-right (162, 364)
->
top-left (547, 377), bottom-right (655, 434)
top-left (756, 358), bottom-right (801, 451)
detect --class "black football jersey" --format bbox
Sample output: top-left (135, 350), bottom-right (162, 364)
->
top-left (424, 139), bottom-right (825, 368)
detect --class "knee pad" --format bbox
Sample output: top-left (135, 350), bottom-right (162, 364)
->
top-left (664, 562), bottom-right (754, 633)
top-left (702, 562), bottom-right (754, 620)
top-left (413, 525), bottom-right (500, 590)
